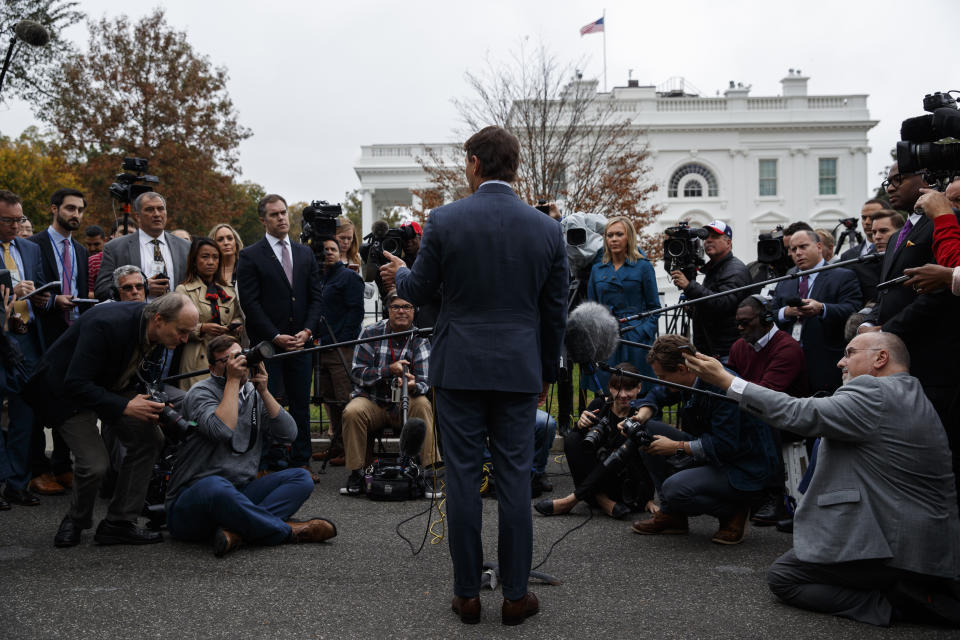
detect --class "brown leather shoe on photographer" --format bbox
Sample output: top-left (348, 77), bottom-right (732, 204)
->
top-left (712, 507), bottom-right (749, 545)
top-left (287, 518), bottom-right (337, 543)
top-left (502, 592), bottom-right (539, 625)
top-left (631, 511), bottom-right (689, 535)
top-left (213, 527), bottom-right (242, 557)
top-left (29, 473), bottom-right (65, 495)
top-left (451, 595), bottom-right (481, 624)
top-left (55, 471), bottom-right (74, 489)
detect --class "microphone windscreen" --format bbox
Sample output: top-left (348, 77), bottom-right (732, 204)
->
top-left (14, 20), bottom-right (50, 47)
top-left (399, 417), bottom-right (427, 458)
top-left (564, 301), bottom-right (619, 365)
top-left (900, 114), bottom-right (937, 142)
top-left (371, 219), bottom-right (389, 239)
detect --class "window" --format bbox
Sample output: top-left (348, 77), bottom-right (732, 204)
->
top-left (682, 179), bottom-right (703, 197)
top-left (819, 157), bottom-right (837, 195)
top-left (759, 159), bottom-right (777, 196)
top-left (668, 163), bottom-right (718, 198)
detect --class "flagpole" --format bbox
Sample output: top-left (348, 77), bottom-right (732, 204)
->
top-left (602, 8), bottom-right (607, 92)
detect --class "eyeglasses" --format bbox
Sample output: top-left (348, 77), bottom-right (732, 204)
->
top-left (0, 217), bottom-right (26, 225)
top-left (119, 283), bottom-right (145, 291)
top-left (843, 347), bottom-right (882, 359)
top-left (881, 172), bottom-right (921, 190)
top-left (389, 304), bottom-right (414, 312)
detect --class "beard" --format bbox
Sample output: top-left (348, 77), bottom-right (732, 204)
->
top-left (56, 212), bottom-right (80, 231)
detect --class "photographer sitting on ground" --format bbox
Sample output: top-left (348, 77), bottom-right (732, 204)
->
top-left (534, 363), bottom-right (654, 519)
top-left (166, 335), bottom-right (337, 557)
top-left (630, 334), bottom-right (778, 545)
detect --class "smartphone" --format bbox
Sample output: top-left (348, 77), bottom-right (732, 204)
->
top-left (785, 297), bottom-right (807, 308)
top-left (228, 319), bottom-right (243, 332)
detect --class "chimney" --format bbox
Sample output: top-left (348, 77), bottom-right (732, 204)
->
top-left (781, 69), bottom-right (809, 97)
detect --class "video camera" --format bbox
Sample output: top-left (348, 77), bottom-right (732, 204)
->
top-left (756, 226), bottom-right (793, 276)
top-left (663, 222), bottom-right (707, 280)
top-left (109, 157), bottom-right (160, 204)
top-left (300, 200), bottom-right (342, 255)
top-left (359, 221), bottom-right (418, 270)
top-left (898, 91), bottom-right (960, 188)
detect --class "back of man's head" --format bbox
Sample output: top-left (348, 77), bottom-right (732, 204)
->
top-left (647, 334), bottom-right (696, 372)
top-left (144, 292), bottom-right (190, 322)
top-left (463, 126), bottom-right (520, 182)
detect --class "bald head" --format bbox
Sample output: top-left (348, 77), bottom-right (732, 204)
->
top-left (840, 332), bottom-right (910, 384)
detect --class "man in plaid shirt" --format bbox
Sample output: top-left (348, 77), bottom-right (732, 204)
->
top-left (340, 294), bottom-right (438, 495)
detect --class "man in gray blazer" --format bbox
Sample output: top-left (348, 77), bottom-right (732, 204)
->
top-left (93, 192), bottom-right (190, 301)
top-left (683, 332), bottom-right (960, 627)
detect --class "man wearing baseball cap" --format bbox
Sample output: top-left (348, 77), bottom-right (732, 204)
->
top-left (669, 220), bottom-right (751, 360)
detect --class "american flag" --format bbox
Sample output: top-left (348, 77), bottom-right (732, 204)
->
top-left (580, 17), bottom-right (604, 36)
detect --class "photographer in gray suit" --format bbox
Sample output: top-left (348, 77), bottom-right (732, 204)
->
top-left (93, 192), bottom-right (190, 301)
top-left (683, 332), bottom-right (960, 628)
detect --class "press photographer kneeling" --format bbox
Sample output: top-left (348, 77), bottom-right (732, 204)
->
top-left (630, 335), bottom-right (778, 545)
top-left (534, 363), bottom-right (655, 519)
top-left (165, 335), bottom-right (337, 557)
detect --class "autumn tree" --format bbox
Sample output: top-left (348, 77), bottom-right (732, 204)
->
top-left (0, 0), bottom-right (83, 104)
top-left (412, 43), bottom-right (661, 257)
top-left (0, 127), bottom-right (82, 223)
top-left (35, 9), bottom-right (252, 234)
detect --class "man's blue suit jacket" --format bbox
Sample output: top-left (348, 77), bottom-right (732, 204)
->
top-left (772, 266), bottom-right (862, 393)
top-left (9, 236), bottom-right (48, 349)
top-left (236, 236), bottom-right (323, 345)
top-left (396, 182), bottom-right (568, 394)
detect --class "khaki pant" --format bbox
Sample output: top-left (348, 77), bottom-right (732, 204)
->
top-left (342, 395), bottom-right (439, 470)
top-left (316, 347), bottom-right (354, 445)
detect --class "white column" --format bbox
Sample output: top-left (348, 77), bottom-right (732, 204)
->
top-left (361, 188), bottom-right (375, 236)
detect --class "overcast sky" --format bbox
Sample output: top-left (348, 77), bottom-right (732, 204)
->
top-left (1, 0), bottom-right (957, 209)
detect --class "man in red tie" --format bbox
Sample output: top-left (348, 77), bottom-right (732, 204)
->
top-left (771, 230), bottom-right (862, 394)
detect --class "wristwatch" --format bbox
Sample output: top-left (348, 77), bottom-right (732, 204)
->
top-left (676, 443), bottom-right (685, 456)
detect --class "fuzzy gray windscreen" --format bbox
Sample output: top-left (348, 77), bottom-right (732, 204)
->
top-left (564, 301), bottom-right (619, 364)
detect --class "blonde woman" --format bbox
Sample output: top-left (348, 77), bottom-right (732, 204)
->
top-left (336, 216), bottom-right (361, 268)
top-left (585, 216), bottom-right (660, 391)
top-left (208, 223), bottom-right (244, 285)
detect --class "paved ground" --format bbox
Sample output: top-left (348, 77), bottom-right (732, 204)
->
top-left (0, 457), bottom-right (955, 640)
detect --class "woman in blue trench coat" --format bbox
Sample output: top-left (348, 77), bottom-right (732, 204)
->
top-left (584, 216), bottom-right (660, 393)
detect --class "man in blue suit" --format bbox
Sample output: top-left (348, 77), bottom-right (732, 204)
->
top-left (237, 194), bottom-right (323, 476)
top-left (771, 230), bottom-right (862, 394)
top-left (381, 126), bottom-right (568, 626)
top-left (0, 190), bottom-right (50, 509)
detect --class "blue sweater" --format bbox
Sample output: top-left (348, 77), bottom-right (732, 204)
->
top-left (318, 261), bottom-right (364, 344)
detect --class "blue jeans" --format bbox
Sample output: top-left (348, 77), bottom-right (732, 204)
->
top-left (482, 409), bottom-right (555, 475)
top-left (167, 468), bottom-right (313, 545)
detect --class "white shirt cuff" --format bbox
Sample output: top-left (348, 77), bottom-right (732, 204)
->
top-left (727, 376), bottom-right (748, 400)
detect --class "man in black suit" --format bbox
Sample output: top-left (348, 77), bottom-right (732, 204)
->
top-left (23, 293), bottom-right (198, 547)
top-left (26, 188), bottom-right (91, 495)
top-left (864, 163), bottom-right (960, 492)
top-left (381, 126), bottom-right (568, 626)
top-left (0, 190), bottom-right (51, 510)
top-left (92, 192), bottom-right (190, 301)
top-left (237, 194), bottom-right (323, 476)
top-left (772, 230), bottom-right (862, 394)
top-left (838, 199), bottom-right (886, 304)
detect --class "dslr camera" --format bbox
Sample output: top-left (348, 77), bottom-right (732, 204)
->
top-left (141, 379), bottom-right (196, 444)
top-left (663, 222), bottom-right (707, 280)
top-left (601, 416), bottom-right (654, 470)
top-left (109, 157), bottom-right (160, 205)
top-left (898, 91), bottom-right (960, 188)
top-left (300, 200), bottom-right (342, 256)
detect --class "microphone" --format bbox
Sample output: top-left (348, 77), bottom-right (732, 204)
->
top-left (900, 114), bottom-right (937, 142)
top-left (399, 417), bottom-right (426, 458)
top-left (370, 219), bottom-right (389, 239)
top-left (14, 20), bottom-right (50, 47)
top-left (564, 301), bottom-right (619, 365)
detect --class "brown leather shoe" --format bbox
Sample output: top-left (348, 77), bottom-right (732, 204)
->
top-left (54, 472), bottom-right (74, 489)
top-left (29, 473), bottom-right (65, 496)
top-left (631, 511), bottom-right (689, 535)
top-left (712, 508), bottom-right (749, 545)
top-left (298, 465), bottom-right (323, 483)
top-left (287, 518), bottom-right (337, 543)
top-left (451, 596), bottom-right (481, 624)
top-left (328, 455), bottom-right (345, 467)
top-left (213, 528), bottom-right (242, 557)
top-left (502, 592), bottom-right (539, 625)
